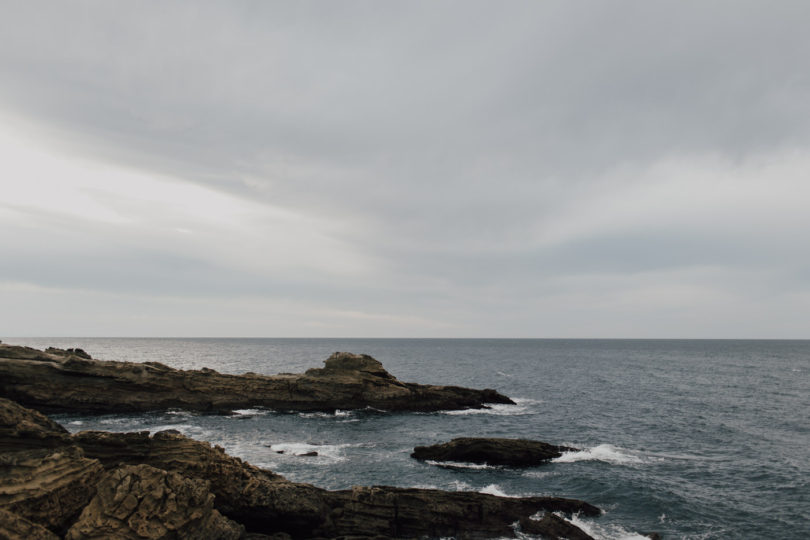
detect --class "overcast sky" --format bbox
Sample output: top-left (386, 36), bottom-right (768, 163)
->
top-left (1, 1), bottom-right (809, 338)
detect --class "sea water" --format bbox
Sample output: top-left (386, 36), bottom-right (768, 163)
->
top-left (10, 338), bottom-right (810, 539)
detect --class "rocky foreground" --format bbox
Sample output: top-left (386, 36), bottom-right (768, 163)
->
top-left (0, 344), bottom-right (512, 414)
top-left (0, 396), bottom-right (603, 539)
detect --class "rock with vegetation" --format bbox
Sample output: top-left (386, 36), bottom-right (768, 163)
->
top-left (0, 344), bottom-right (513, 414)
top-left (412, 437), bottom-right (577, 466)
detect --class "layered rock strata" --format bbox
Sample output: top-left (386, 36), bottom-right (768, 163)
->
top-left (74, 429), bottom-right (600, 539)
top-left (0, 345), bottom-right (512, 414)
top-left (412, 437), bottom-right (577, 466)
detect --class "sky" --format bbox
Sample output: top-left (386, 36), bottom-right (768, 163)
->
top-left (1, 1), bottom-right (809, 338)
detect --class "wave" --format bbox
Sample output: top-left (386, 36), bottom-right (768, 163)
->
top-left (479, 484), bottom-right (517, 498)
top-left (425, 460), bottom-right (502, 470)
top-left (552, 444), bottom-right (646, 465)
top-left (566, 513), bottom-right (651, 540)
top-left (440, 398), bottom-right (541, 416)
top-left (230, 408), bottom-right (270, 417)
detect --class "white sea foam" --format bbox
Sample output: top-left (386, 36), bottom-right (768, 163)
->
top-left (479, 484), bottom-right (516, 497)
top-left (441, 398), bottom-right (540, 416)
top-left (553, 444), bottom-right (645, 465)
top-left (231, 408), bottom-right (269, 416)
top-left (68, 420), bottom-right (84, 425)
top-left (567, 513), bottom-right (651, 540)
top-left (425, 460), bottom-right (501, 470)
top-left (267, 441), bottom-right (364, 461)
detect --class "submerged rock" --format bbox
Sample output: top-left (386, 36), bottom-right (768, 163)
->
top-left (0, 345), bottom-right (513, 414)
top-left (412, 437), bottom-right (577, 466)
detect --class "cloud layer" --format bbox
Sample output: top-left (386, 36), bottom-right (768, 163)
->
top-left (1, 1), bottom-right (809, 337)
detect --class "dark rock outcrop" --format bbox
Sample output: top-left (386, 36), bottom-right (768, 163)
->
top-left (412, 437), bottom-right (577, 466)
top-left (0, 345), bottom-right (513, 414)
top-left (73, 429), bottom-right (599, 539)
top-left (65, 464), bottom-right (244, 540)
top-left (519, 513), bottom-right (594, 539)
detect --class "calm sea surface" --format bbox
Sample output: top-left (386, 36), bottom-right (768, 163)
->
top-left (10, 338), bottom-right (810, 539)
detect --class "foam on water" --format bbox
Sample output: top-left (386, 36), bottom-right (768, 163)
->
top-left (567, 513), bottom-right (651, 540)
top-left (553, 444), bottom-right (646, 465)
top-left (425, 460), bottom-right (502, 470)
top-left (479, 484), bottom-right (514, 497)
top-left (441, 398), bottom-right (540, 416)
top-left (231, 408), bottom-right (270, 416)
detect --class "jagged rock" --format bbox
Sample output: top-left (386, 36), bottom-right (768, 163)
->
top-left (0, 508), bottom-right (60, 540)
top-left (65, 464), bottom-right (244, 540)
top-left (0, 345), bottom-right (513, 414)
top-left (330, 486), bottom-right (599, 539)
top-left (0, 397), bottom-right (72, 451)
top-left (0, 398), bottom-right (104, 535)
top-left (72, 430), bottom-right (600, 538)
top-left (411, 437), bottom-right (577, 466)
top-left (519, 513), bottom-right (594, 539)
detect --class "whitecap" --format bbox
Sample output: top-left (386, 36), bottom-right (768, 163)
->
top-left (68, 420), bottom-right (84, 426)
top-left (230, 408), bottom-right (269, 416)
top-left (479, 484), bottom-right (518, 498)
top-left (567, 513), bottom-right (651, 540)
top-left (425, 460), bottom-right (502, 470)
top-left (553, 444), bottom-right (646, 465)
top-left (440, 398), bottom-right (540, 416)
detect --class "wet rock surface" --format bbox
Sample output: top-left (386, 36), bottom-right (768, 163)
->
top-left (412, 437), bottom-right (577, 466)
top-left (0, 345), bottom-right (512, 414)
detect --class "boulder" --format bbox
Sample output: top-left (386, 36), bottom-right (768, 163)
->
top-left (412, 437), bottom-right (577, 466)
top-left (65, 464), bottom-right (243, 539)
top-left (0, 345), bottom-right (513, 414)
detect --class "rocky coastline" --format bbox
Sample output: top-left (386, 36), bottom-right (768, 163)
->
top-left (0, 344), bottom-right (512, 414)
top-left (0, 344), bottom-right (647, 539)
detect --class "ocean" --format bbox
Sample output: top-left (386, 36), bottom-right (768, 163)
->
top-left (9, 338), bottom-right (809, 539)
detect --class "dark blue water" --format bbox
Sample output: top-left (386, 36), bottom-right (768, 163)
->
top-left (11, 338), bottom-right (810, 539)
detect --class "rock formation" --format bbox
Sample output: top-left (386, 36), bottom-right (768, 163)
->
top-left (412, 437), bottom-right (577, 466)
top-left (0, 345), bottom-right (513, 414)
top-left (0, 398), bottom-right (104, 535)
top-left (73, 429), bottom-right (600, 538)
top-left (65, 464), bottom-right (244, 540)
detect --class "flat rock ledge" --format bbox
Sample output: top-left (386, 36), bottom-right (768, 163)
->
top-left (0, 397), bottom-right (605, 539)
top-left (412, 437), bottom-right (578, 467)
top-left (0, 344), bottom-right (513, 414)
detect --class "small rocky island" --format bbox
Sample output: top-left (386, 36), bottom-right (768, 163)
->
top-left (0, 344), bottom-right (512, 414)
top-left (413, 437), bottom-right (577, 466)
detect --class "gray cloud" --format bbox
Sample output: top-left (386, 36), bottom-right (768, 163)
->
top-left (1, 1), bottom-right (809, 337)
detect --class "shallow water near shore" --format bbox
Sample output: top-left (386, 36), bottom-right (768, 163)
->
top-left (13, 337), bottom-right (810, 539)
